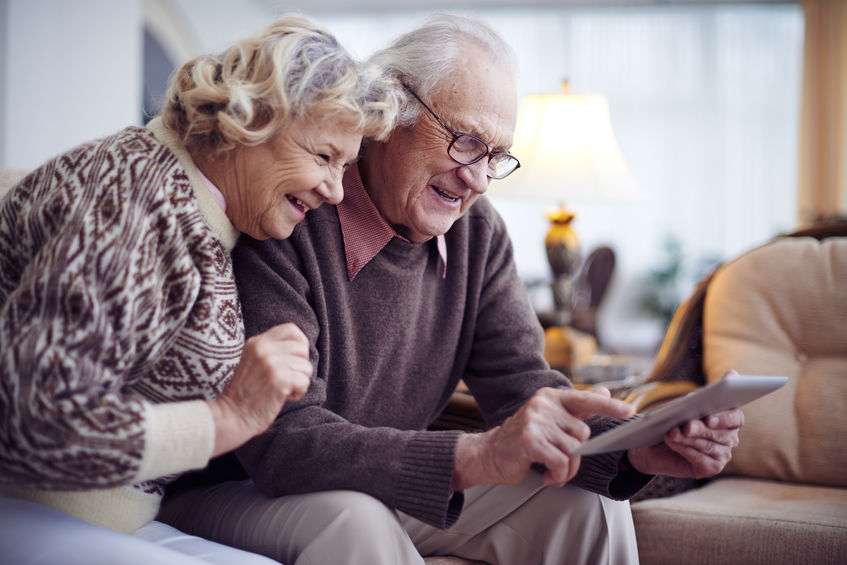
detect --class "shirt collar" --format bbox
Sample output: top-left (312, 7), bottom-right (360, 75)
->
top-left (196, 168), bottom-right (227, 212)
top-left (338, 164), bottom-right (447, 281)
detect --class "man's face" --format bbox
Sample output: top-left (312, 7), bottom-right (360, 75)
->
top-left (363, 46), bottom-right (517, 243)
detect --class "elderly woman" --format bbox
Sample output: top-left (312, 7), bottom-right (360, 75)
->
top-left (0, 14), bottom-right (398, 565)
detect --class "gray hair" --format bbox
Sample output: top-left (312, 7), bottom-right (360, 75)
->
top-left (367, 12), bottom-right (518, 128)
top-left (162, 14), bottom-right (400, 153)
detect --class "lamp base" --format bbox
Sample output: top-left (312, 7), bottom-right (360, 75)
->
top-left (544, 203), bottom-right (582, 321)
top-left (550, 276), bottom-right (575, 325)
top-left (544, 204), bottom-right (581, 277)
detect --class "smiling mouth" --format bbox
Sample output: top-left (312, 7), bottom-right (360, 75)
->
top-left (287, 196), bottom-right (311, 212)
top-left (432, 185), bottom-right (460, 202)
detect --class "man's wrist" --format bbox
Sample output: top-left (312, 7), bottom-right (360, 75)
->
top-left (620, 448), bottom-right (654, 476)
top-left (452, 432), bottom-right (489, 492)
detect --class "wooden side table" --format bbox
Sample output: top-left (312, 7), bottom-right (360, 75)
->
top-left (543, 326), bottom-right (598, 378)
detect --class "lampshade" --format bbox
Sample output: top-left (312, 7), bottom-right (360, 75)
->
top-left (490, 85), bottom-right (642, 203)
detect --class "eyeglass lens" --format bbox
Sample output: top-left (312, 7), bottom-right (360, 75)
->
top-left (403, 83), bottom-right (520, 179)
top-left (448, 135), bottom-right (519, 180)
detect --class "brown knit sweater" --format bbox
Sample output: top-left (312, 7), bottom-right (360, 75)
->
top-left (0, 118), bottom-right (242, 533)
top-left (232, 166), bottom-right (651, 529)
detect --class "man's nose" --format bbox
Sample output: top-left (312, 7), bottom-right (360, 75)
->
top-left (456, 158), bottom-right (490, 193)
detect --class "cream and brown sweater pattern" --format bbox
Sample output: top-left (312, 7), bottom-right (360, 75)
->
top-left (0, 120), bottom-right (243, 532)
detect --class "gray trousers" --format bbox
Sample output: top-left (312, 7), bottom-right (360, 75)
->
top-left (158, 472), bottom-right (639, 565)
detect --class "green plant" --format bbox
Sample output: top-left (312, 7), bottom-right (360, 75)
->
top-left (640, 235), bottom-right (720, 327)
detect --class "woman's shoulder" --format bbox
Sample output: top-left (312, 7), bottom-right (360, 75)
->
top-left (80, 125), bottom-right (184, 195)
top-left (15, 126), bottom-right (192, 217)
top-left (55, 125), bottom-right (170, 170)
top-left (2, 125), bottom-right (208, 272)
top-left (19, 126), bottom-right (180, 194)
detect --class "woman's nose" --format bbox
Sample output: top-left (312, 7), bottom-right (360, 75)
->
top-left (317, 173), bottom-right (344, 205)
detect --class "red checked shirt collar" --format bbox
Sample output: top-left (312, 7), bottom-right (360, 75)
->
top-left (337, 164), bottom-right (447, 281)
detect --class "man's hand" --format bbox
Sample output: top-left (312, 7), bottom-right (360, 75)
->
top-left (453, 387), bottom-right (635, 491)
top-left (626, 407), bottom-right (744, 478)
top-left (208, 323), bottom-right (312, 457)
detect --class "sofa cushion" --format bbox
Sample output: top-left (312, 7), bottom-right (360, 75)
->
top-left (0, 167), bottom-right (29, 199)
top-left (702, 237), bottom-right (847, 487)
top-left (632, 477), bottom-right (847, 565)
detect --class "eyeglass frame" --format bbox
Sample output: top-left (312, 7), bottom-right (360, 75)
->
top-left (401, 83), bottom-right (521, 180)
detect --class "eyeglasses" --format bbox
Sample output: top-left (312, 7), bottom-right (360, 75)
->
top-left (403, 85), bottom-right (520, 180)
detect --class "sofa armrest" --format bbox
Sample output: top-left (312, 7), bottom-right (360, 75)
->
top-left (0, 167), bottom-right (30, 199)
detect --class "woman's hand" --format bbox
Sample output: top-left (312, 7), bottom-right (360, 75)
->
top-left (208, 323), bottom-right (312, 457)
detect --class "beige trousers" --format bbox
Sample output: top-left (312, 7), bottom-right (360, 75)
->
top-left (158, 472), bottom-right (639, 565)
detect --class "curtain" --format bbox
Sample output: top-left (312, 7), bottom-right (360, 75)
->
top-left (322, 4), bottom-right (805, 351)
top-left (798, 0), bottom-right (847, 226)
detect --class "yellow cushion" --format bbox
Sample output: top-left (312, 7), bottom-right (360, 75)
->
top-left (702, 237), bottom-right (847, 487)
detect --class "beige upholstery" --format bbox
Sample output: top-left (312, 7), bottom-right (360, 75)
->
top-left (632, 235), bottom-right (847, 565)
top-left (703, 237), bottom-right (847, 487)
top-left (634, 478), bottom-right (847, 565)
top-left (0, 167), bottom-right (28, 198)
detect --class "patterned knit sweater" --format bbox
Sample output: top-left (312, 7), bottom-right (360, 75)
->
top-left (0, 118), bottom-right (243, 533)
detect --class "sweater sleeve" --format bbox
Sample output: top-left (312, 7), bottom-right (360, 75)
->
top-left (461, 203), bottom-right (653, 500)
top-left (0, 143), bottom-right (215, 490)
top-left (137, 401), bottom-right (215, 483)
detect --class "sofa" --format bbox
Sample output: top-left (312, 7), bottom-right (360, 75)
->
top-left (0, 167), bottom-right (28, 197)
top-left (628, 229), bottom-right (847, 565)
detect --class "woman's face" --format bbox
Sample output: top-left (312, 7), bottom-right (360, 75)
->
top-left (224, 113), bottom-right (363, 240)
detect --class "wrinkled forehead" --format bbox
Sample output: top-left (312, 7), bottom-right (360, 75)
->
top-left (429, 53), bottom-right (518, 151)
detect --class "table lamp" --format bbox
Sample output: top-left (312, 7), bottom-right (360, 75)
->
top-left (491, 82), bottom-right (642, 326)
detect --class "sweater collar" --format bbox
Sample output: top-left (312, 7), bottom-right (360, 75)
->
top-left (145, 117), bottom-right (240, 251)
top-left (338, 164), bottom-right (447, 281)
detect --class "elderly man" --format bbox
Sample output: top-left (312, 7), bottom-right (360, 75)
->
top-left (159, 13), bottom-right (743, 565)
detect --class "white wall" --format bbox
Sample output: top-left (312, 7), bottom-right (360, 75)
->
top-left (1, 0), bottom-right (142, 168)
top-left (0, 0), bottom-right (805, 353)
top-left (0, 0), bottom-right (271, 169)
top-left (315, 4), bottom-right (805, 351)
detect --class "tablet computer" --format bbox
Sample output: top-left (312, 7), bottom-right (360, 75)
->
top-left (570, 374), bottom-right (788, 456)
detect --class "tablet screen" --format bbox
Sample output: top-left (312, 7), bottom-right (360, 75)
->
top-left (571, 374), bottom-right (788, 456)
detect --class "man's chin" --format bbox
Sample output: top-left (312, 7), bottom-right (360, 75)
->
top-left (402, 211), bottom-right (464, 241)
top-left (420, 220), bottom-right (458, 240)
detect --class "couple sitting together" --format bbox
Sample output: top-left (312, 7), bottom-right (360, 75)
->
top-left (0, 11), bottom-right (743, 565)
